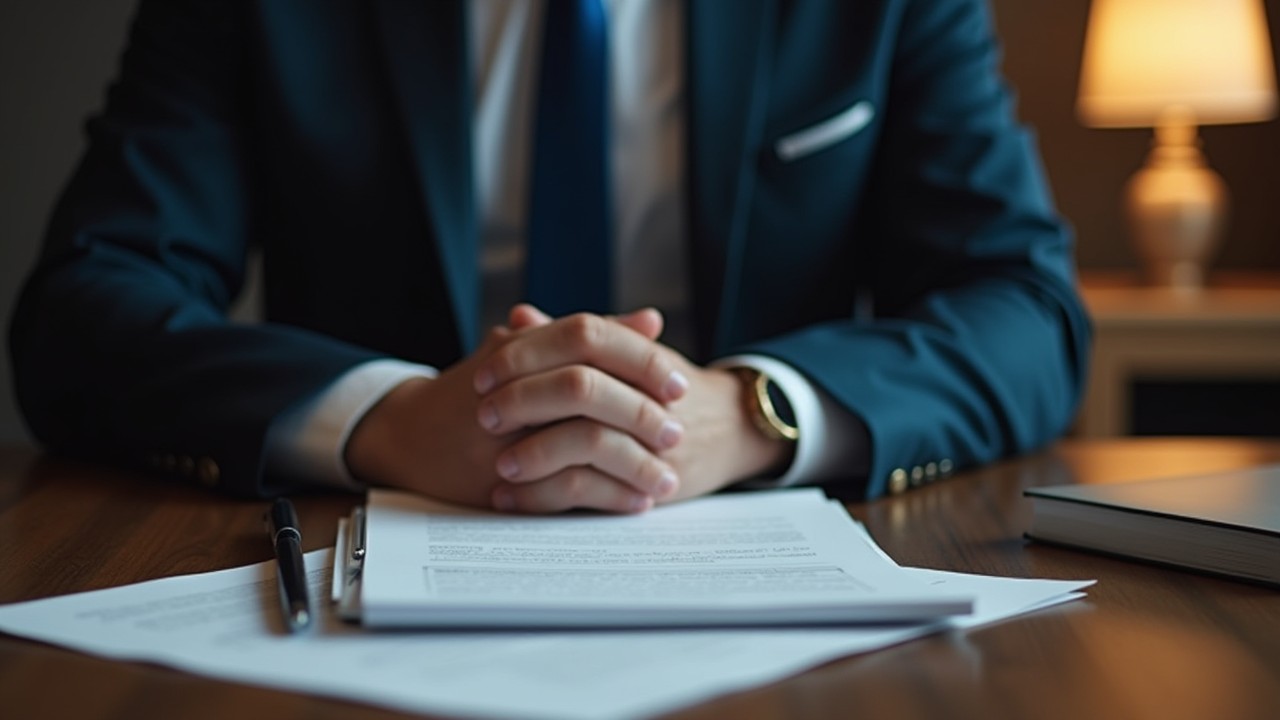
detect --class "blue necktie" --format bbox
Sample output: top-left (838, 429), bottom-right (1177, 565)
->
top-left (526, 0), bottom-right (612, 316)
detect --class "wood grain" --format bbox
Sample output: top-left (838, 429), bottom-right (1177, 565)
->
top-left (2, 439), bottom-right (1279, 720)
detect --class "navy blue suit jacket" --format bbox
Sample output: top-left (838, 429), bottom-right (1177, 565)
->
top-left (10, 0), bottom-right (1091, 498)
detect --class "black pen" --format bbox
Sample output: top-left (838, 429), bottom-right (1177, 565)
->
top-left (267, 498), bottom-right (312, 632)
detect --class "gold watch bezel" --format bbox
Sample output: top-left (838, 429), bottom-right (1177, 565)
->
top-left (736, 369), bottom-right (799, 442)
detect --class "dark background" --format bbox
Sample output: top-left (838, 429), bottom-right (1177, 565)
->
top-left (2, 0), bottom-right (1278, 443)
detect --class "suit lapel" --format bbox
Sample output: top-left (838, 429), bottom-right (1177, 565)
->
top-left (686, 0), bottom-right (776, 358)
top-left (372, 0), bottom-right (478, 352)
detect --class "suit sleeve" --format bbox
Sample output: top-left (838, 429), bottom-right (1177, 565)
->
top-left (740, 0), bottom-right (1092, 498)
top-left (8, 0), bottom-right (381, 496)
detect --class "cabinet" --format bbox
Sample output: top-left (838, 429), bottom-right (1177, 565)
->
top-left (1076, 272), bottom-right (1280, 437)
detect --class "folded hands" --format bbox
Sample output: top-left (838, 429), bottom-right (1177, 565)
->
top-left (345, 304), bottom-right (791, 513)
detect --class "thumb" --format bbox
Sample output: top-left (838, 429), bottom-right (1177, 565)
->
top-left (614, 307), bottom-right (664, 341)
top-left (508, 303), bottom-right (553, 331)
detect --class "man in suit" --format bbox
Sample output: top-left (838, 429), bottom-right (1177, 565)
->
top-left (9, 0), bottom-right (1090, 513)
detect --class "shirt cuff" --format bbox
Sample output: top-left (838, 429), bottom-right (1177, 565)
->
top-left (264, 359), bottom-right (438, 490)
top-left (713, 354), bottom-right (869, 487)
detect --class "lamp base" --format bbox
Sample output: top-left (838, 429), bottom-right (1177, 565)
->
top-left (1125, 119), bottom-right (1227, 292)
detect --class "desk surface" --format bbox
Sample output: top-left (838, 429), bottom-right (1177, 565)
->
top-left (2, 439), bottom-right (1279, 720)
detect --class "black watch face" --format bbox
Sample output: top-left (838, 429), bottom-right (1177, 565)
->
top-left (764, 380), bottom-right (797, 428)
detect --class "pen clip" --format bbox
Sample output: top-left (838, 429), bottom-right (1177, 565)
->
top-left (351, 506), bottom-right (367, 561)
top-left (345, 506), bottom-right (367, 589)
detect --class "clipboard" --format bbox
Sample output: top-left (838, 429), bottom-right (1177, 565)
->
top-left (333, 506), bottom-right (366, 621)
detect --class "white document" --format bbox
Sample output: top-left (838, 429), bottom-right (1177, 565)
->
top-left (0, 531), bottom-right (1093, 720)
top-left (357, 488), bottom-right (973, 627)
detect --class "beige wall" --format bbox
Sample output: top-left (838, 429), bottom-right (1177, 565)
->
top-left (992, 0), bottom-right (1280, 272)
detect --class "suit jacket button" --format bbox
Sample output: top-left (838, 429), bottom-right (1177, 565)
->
top-left (910, 465), bottom-right (925, 487)
top-left (939, 459), bottom-right (954, 476)
top-left (889, 468), bottom-right (909, 495)
top-left (162, 454), bottom-right (177, 472)
top-left (196, 457), bottom-right (220, 487)
top-left (178, 456), bottom-right (195, 476)
top-left (924, 462), bottom-right (939, 482)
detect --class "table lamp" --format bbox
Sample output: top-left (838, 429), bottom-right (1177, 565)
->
top-left (1077, 0), bottom-right (1278, 291)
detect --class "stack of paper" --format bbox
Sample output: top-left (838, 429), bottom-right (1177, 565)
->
top-left (0, 489), bottom-right (1094, 720)
top-left (339, 489), bottom-right (973, 628)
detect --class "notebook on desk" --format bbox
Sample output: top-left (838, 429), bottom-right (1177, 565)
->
top-left (334, 488), bottom-right (975, 629)
top-left (1025, 464), bottom-right (1280, 587)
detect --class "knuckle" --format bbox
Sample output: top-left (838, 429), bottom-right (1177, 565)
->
top-left (484, 326), bottom-right (508, 346)
top-left (562, 469), bottom-right (590, 502)
top-left (642, 349), bottom-right (666, 388)
top-left (487, 344), bottom-right (518, 380)
top-left (561, 366), bottom-right (596, 404)
top-left (633, 399), bottom-right (665, 435)
top-left (565, 313), bottom-right (604, 355)
top-left (483, 328), bottom-right (517, 359)
top-left (522, 436), bottom-right (552, 471)
top-left (584, 422), bottom-right (609, 453)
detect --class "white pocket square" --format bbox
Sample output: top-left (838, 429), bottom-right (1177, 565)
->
top-left (775, 100), bottom-right (875, 162)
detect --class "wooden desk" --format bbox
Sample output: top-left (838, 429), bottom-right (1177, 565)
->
top-left (1077, 271), bottom-right (1280, 437)
top-left (2, 439), bottom-right (1280, 720)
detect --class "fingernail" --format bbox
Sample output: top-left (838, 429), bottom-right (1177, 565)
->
top-left (478, 402), bottom-right (500, 431)
top-left (475, 368), bottom-right (495, 394)
top-left (629, 495), bottom-right (654, 513)
top-left (658, 420), bottom-right (683, 449)
top-left (496, 454), bottom-right (520, 480)
top-left (662, 371), bottom-right (689, 400)
top-left (656, 470), bottom-right (678, 498)
top-left (493, 488), bottom-right (515, 512)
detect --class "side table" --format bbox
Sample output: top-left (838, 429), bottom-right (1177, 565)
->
top-left (1076, 271), bottom-right (1280, 437)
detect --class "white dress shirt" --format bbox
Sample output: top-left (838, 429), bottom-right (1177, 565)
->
top-left (264, 0), bottom-right (867, 491)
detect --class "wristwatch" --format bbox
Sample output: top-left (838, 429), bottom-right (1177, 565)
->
top-left (734, 368), bottom-right (799, 443)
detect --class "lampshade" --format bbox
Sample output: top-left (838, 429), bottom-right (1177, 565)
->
top-left (1078, 0), bottom-right (1278, 128)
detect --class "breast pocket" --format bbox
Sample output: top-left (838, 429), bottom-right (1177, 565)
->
top-left (774, 100), bottom-right (875, 162)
